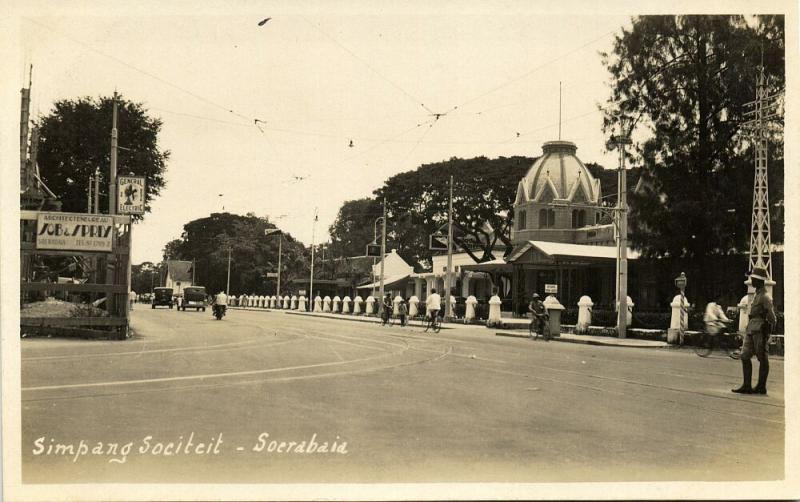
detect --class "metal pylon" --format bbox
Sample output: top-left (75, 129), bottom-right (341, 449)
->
top-left (743, 65), bottom-right (782, 281)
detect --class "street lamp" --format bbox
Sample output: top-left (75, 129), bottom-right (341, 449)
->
top-left (264, 228), bottom-right (282, 298)
top-left (371, 216), bottom-right (385, 299)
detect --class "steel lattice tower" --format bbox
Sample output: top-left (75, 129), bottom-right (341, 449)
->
top-left (743, 65), bottom-right (781, 281)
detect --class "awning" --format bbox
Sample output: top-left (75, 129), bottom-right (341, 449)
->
top-left (508, 240), bottom-right (640, 262)
top-left (460, 258), bottom-right (512, 272)
top-left (357, 273), bottom-right (411, 290)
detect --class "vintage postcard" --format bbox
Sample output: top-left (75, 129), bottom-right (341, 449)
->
top-left (2, 0), bottom-right (798, 500)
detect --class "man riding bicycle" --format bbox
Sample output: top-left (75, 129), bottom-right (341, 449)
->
top-left (703, 295), bottom-right (732, 335)
top-left (528, 293), bottom-right (550, 340)
top-left (426, 288), bottom-right (442, 327)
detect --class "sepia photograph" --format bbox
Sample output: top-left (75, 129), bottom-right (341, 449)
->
top-left (2, 0), bottom-right (798, 500)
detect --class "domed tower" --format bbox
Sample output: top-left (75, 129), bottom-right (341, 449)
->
top-left (511, 140), bottom-right (612, 245)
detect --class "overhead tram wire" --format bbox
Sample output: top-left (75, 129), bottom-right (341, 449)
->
top-left (300, 16), bottom-right (437, 116)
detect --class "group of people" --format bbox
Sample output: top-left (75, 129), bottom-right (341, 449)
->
top-left (379, 288), bottom-right (443, 327)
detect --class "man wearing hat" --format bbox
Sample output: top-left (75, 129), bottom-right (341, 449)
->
top-left (528, 293), bottom-right (550, 341)
top-left (733, 267), bottom-right (777, 395)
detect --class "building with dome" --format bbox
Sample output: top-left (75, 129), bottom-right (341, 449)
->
top-left (476, 139), bottom-right (640, 315)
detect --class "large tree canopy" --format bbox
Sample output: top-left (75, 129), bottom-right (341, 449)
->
top-left (602, 15), bottom-right (784, 259)
top-left (164, 213), bottom-right (308, 295)
top-left (36, 95), bottom-right (170, 218)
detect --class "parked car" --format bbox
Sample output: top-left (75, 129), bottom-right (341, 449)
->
top-left (152, 287), bottom-right (174, 309)
top-left (181, 286), bottom-right (208, 311)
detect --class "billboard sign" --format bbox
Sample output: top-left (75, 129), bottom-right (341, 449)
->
top-left (366, 243), bottom-right (382, 257)
top-left (36, 212), bottom-right (114, 252)
top-left (118, 176), bottom-right (146, 215)
top-left (429, 233), bottom-right (448, 251)
top-left (544, 283), bottom-right (558, 294)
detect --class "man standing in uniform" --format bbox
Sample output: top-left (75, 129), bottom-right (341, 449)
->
top-left (733, 267), bottom-right (776, 395)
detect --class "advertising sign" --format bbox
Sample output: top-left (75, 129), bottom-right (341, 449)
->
top-left (118, 176), bottom-right (146, 215)
top-left (429, 233), bottom-right (448, 251)
top-left (265, 272), bottom-right (279, 278)
top-left (36, 212), bottom-right (114, 252)
top-left (544, 283), bottom-right (558, 294)
top-left (366, 243), bottom-right (382, 257)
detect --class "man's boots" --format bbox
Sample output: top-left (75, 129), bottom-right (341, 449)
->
top-left (732, 359), bottom-right (753, 394)
top-left (753, 360), bottom-right (769, 395)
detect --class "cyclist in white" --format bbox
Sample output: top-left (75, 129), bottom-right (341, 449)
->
top-left (426, 288), bottom-right (442, 321)
top-left (703, 296), bottom-right (731, 335)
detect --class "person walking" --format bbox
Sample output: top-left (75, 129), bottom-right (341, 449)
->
top-left (398, 298), bottom-right (408, 327)
top-left (733, 268), bottom-right (777, 395)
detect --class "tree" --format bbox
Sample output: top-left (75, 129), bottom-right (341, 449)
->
top-left (328, 198), bottom-right (382, 259)
top-left (36, 95), bottom-right (170, 218)
top-left (375, 156), bottom-right (532, 267)
top-left (166, 213), bottom-right (309, 295)
top-left (602, 15), bottom-right (784, 262)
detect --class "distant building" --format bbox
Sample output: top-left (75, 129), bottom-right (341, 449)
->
top-left (164, 260), bottom-right (193, 294)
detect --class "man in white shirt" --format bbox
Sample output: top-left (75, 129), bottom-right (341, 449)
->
top-left (426, 288), bottom-right (442, 320)
top-left (703, 296), bottom-right (731, 335)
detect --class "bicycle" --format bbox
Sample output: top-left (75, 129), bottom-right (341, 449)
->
top-left (693, 327), bottom-right (742, 359)
top-left (529, 314), bottom-right (550, 341)
top-left (424, 312), bottom-right (441, 333)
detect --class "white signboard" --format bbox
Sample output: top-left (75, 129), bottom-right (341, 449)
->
top-left (36, 212), bottom-right (114, 252)
top-left (544, 283), bottom-right (558, 294)
top-left (118, 176), bottom-right (146, 215)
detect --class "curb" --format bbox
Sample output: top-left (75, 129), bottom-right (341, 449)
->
top-left (495, 331), bottom-right (669, 349)
top-left (284, 311), bottom-right (453, 330)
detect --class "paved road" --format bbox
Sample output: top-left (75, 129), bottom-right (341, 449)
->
top-left (21, 308), bottom-right (784, 483)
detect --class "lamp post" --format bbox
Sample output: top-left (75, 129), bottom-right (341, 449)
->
top-left (226, 247), bottom-right (231, 295)
top-left (310, 208), bottom-right (318, 305)
top-left (265, 228), bottom-right (282, 298)
top-left (371, 213), bottom-right (386, 301)
top-left (379, 198), bottom-right (387, 305)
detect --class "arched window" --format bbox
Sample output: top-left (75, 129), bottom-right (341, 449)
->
top-left (577, 210), bottom-right (585, 228)
top-left (540, 208), bottom-right (555, 228)
top-left (517, 209), bottom-right (526, 230)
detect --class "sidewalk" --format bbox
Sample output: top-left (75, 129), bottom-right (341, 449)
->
top-left (280, 310), bottom-right (669, 348)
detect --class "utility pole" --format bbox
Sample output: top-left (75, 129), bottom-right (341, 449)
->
top-left (378, 198), bottom-right (387, 307)
top-left (87, 175), bottom-right (93, 213)
top-left (226, 247), bottom-right (231, 294)
top-left (445, 175), bottom-right (454, 319)
top-left (310, 208), bottom-right (318, 307)
top-left (743, 62), bottom-right (782, 295)
top-left (109, 92), bottom-right (118, 215)
top-left (612, 133), bottom-right (631, 338)
top-left (192, 258), bottom-right (196, 284)
top-left (558, 81), bottom-right (562, 141)
top-left (94, 169), bottom-right (100, 214)
top-left (276, 233), bottom-right (282, 299)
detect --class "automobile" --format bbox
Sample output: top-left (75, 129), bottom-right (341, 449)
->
top-left (151, 287), bottom-right (174, 309)
top-left (181, 286), bottom-right (208, 311)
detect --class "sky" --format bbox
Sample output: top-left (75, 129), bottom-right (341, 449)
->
top-left (10, 1), bottom-right (792, 265)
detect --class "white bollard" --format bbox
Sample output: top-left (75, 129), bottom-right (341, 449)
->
top-left (543, 295), bottom-right (565, 337)
top-left (290, 295), bottom-right (298, 310)
top-left (323, 296), bottom-right (332, 312)
top-left (267, 295), bottom-right (274, 308)
top-left (488, 295), bottom-right (502, 326)
top-left (332, 296), bottom-right (341, 313)
top-left (366, 296), bottom-right (375, 315)
top-left (342, 296), bottom-right (351, 314)
top-left (668, 294), bottom-right (690, 344)
top-left (314, 295), bottom-right (322, 312)
top-left (408, 296), bottom-right (419, 317)
top-left (616, 295), bottom-right (634, 326)
top-left (298, 295), bottom-right (307, 311)
top-left (577, 295), bottom-right (593, 334)
top-left (353, 295), bottom-right (363, 314)
top-left (465, 295), bottom-right (477, 322)
top-left (282, 295), bottom-right (290, 309)
top-left (737, 294), bottom-right (750, 334)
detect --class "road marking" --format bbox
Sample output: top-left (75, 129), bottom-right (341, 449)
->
top-left (22, 333), bottom-right (410, 392)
